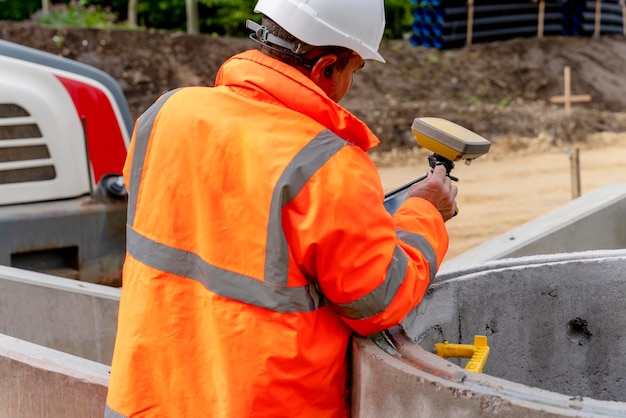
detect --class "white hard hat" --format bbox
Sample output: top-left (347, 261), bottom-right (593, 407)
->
top-left (253, 0), bottom-right (386, 63)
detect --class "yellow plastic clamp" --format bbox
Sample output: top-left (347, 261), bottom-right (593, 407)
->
top-left (435, 335), bottom-right (490, 373)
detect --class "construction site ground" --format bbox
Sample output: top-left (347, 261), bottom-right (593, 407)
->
top-left (2, 21), bottom-right (625, 260)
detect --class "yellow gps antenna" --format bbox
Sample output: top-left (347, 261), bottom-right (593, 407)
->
top-left (383, 117), bottom-right (491, 215)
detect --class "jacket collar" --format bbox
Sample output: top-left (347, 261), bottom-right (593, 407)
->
top-left (215, 50), bottom-right (380, 152)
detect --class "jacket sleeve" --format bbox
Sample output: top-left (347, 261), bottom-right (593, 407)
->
top-left (284, 144), bottom-right (449, 336)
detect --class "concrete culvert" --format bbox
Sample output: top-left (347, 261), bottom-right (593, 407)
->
top-left (352, 250), bottom-right (626, 417)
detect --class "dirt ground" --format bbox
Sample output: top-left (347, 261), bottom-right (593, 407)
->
top-left (377, 132), bottom-right (626, 260)
top-left (2, 21), bottom-right (625, 260)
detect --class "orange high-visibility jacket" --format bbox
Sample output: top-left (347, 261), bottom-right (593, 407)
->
top-left (105, 50), bottom-right (448, 418)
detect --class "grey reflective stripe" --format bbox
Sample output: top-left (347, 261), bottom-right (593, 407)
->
top-left (333, 229), bottom-right (436, 320)
top-left (104, 405), bottom-right (127, 418)
top-left (127, 89), bottom-right (181, 227)
top-left (265, 130), bottom-right (348, 285)
top-left (397, 228), bottom-right (437, 283)
top-left (333, 245), bottom-right (409, 320)
top-left (127, 225), bottom-right (325, 313)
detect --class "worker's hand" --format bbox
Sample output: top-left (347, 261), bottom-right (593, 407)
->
top-left (407, 164), bottom-right (458, 221)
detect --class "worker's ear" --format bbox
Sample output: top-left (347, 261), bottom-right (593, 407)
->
top-left (324, 64), bottom-right (335, 78)
top-left (310, 54), bottom-right (338, 84)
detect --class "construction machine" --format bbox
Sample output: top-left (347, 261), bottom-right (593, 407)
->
top-left (0, 39), bottom-right (131, 285)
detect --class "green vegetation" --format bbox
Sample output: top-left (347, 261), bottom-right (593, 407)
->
top-left (497, 94), bottom-right (514, 108)
top-left (384, 0), bottom-right (414, 39)
top-left (418, 53), bottom-right (449, 70)
top-left (0, 0), bottom-right (41, 21)
top-left (465, 94), bottom-right (483, 105)
top-left (0, 0), bottom-right (414, 39)
top-left (409, 70), bottom-right (422, 79)
top-left (33, 1), bottom-right (118, 28)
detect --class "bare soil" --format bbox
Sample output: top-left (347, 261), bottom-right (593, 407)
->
top-left (2, 21), bottom-right (625, 260)
top-left (377, 132), bottom-right (626, 259)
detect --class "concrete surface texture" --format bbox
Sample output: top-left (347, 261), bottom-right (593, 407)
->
top-left (3, 230), bottom-right (626, 416)
top-left (391, 250), bottom-right (626, 416)
top-left (0, 333), bottom-right (109, 418)
top-left (0, 265), bottom-right (119, 364)
top-left (441, 183), bottom-right (626, 272)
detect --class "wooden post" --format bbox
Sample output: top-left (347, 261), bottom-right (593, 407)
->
top-left (621, 0), bottom-right (626, 36)
top-left (570, 147), bottom-right (581, 199)
top-left (549, 66), bottom-right (592, 114)
top-left (42, 0), bottom-right (50, 15)
top-left (466, 0), bottom-right (474, 46)
top-left (186, 0), bottom-right (199, 34)
top-left (564, 65), bottom-right (572, 113)
top-left (127, 0), bottom-right (138, 27)
top-left (594, 0), bottom-right (602, 38)
top-left (538, 0), bottom-right (545, 38)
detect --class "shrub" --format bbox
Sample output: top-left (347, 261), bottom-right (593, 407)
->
top-left (33, 0), bottom-right (118, 28)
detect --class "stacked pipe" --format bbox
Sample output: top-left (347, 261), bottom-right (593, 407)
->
top-left (562, 0), bottom-right (626, 35)
top-left (410, 0), bottom-right (624, 49)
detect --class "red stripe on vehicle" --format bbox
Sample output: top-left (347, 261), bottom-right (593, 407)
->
top-left (56, 75), bottom-right (127, 184)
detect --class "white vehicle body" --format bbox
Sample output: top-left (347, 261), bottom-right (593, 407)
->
top-left (0, 40), bottom-right (132, 285)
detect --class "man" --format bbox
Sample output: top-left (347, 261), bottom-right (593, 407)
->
top-left (105, 0), bottom-right (457, 417)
